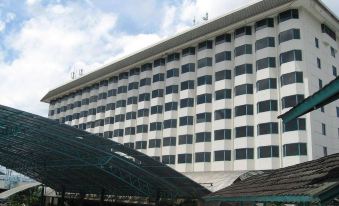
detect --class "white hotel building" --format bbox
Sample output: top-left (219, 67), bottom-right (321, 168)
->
top-left (42, 0), bottom-right (339, 173)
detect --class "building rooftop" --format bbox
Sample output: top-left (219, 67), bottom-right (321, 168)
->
top-left (204, 152), bottom-right (339, 204)
top-left (41, 0), bottom-right (338, 103)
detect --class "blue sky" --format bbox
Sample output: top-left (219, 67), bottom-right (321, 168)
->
top-left (0, 0), bottom-right (338, 116)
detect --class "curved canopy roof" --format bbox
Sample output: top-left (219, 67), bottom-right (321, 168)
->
top-left (0, 105), bottom-right (209, 198)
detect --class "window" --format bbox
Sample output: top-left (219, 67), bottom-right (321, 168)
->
top-left (280, 71), bottom-right (303, 86)
top-left (113, 129), bottom-right (124, 137)
top-left (163, 119), bottom-right (177, 129)
top-left (149, 139), bottom-right (161, 148)
top-left (331, 47), bottom-right (336, 57)
top-left (258, 146), bottom-right (279, 158)
top-left (255, 18), bottom-right (274, 31)
top-left (153, 73), bottom-right (165, 83)
top-left (178, 154), bottom-right (192, 164)
top-left (257, 122), bottom-right (279, 135)
top-left (125, 127), bottom-right (135, 135)
top-left (136, 124), bottom-right (148, 133)
top-left (89, 95), bottom-right (97, 103)
top-left (215, 51), bottom-right (231, 63)
top-left (196, 132), bottom-right (211, 142)
top-left (181, 80), bottom-right (194, 91)
top-left (128, 82), bottom-right (139, 91)
top-left (234, 26), bottom-right (251, 38)
top-left (198, 40), bottom-right (213, 51)
top-left (235, 64), bottom-right (252, 76)
top-left (96, 106), bottom-right (106, 113)
top-left (197, 75), bottom-right (212, 86)
top-left (322, 123), bottom-right (326, 135)
top-left (179, 116), bottom-right (194, 126)
top-left (124, 142), bottom-right (134, 149)
top-left (321, 23), bottom-right (336, 41)
top-left (281, 94), bottom-right (304, 109)
top-left (333, 66), bottom-right (338, 76)
top-left (141, 63), bottom-right (152, 72)
top-left (116, 100), bottom-right (126, 108)
top-left (336, 107), bottom-right (339, 117)
top-left (166, 85), bottom-right (179, 94)
top-left (153, 58), bottom-right (165, 67)
top-left (234, 44), bottom-right (252, 57)
top-left (109, 76), bottom-right (118, 83)
top-left (256, 57), bottom-right (276, 71)
top-left (80, 111), bottom-right (88, 118)
top-left (151, 105), bottom-right (163, 114)
top-left (138, 93), bottom-right (150, 102)
top-left (235, 104), bottom-right (253, 116)
top-left (280, 50), bottom-right (302, 64)
top-left (255, 37), bottom-right (275, 51)
top-left (283, 143), bottom-right (307, 156)
top-left (166, 68), bottom-right (179, 79)
top-left (256, 78), bottom-right (277, 91)
top-left (198, 57), bottom-right (213, 68)
top-left (197, 93), bottom-right (212, 104)
top-left (126, 111), bottom-right (136, 120)
top-left (106, 103), bottom-right (115, 111)
top-left (235, 126), bottom-right (254, 138)
top-left (163, 137), bottom-right (176, 146)
top-left (182, 47), bottom-right (195, 57)
top-left (165, 102), bottom-right (178, 111)
top-left (214, 150), bottom-right (231, 161)
top-left (127, 96), bottom-right (137, 105)
top-left (181, 63), bottom-right (195, 74)
top-left (195, 152), bottom-right (211, 162)
top-left (317, 58), bottom-right (321, 69)
top-left (167, 53), bottom-right (180, 62)
top-left (215, 89), bottom-right (231, 100)
top-left (118, 72), bottom-right (128, 80)
top-left (283, 118), bottom-right (306, 132)
top-left (214, 109), bottom-right (231, 120)
top-left (117, 86), bottom-right (127, 94)
top-left (137, 108), bottom-right (149, 118)
top-left (257, 100), bottom-right (278, 113)
top-left (315, 38), bottom-right (319, 48)
top-left (214, 129), bottom-right (231, 140)
top-left (180, 98), bottom-right (194, 108)
top-left (114, 114), bottom-right (125, 122)
top-left (179, 135), bottom-right (193, 145)
top-left (162, 155), bottom-right (175, 164)
top-left (235, 84), bottom-right (253, 96)
top-left (150, 122), bottom-right (162, 131)
top-left (323, 147), bottom-right (328, 156)
top-left (81, 98), bottom-right (90, 105)
top-left (215, 33), bottom-right (231, 45)
top-left (278, 28), bottom-right (300, 44)
top-left (98, 92), bottom-right (107, 100)
top-left (107, 89), bottom-right (116, 97)
top-left (319, 79), bottom-right (323, 89)
top-left (196, 112), bottom-right (212, 123)
top-left (235, 148), bottom-right (254, 160)
top-left (278, 9), bottom-right (298, 23)
top-left (152, 89), bottom-right (164, 98)
top-left (215, 70), bottom-right (231, 81)
top-left (139, 78), bottom-right (151, 87)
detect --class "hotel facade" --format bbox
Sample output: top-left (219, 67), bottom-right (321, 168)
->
top-left (42, 0), bottom-right (339, 172)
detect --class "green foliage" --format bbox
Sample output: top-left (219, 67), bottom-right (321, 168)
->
top-left (7, 187), bottom-right (42, 206)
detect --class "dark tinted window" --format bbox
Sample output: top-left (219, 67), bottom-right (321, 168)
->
top-left (195, 152), bottom-right (211, 162)
top-left (258, 146), bottom-right (279, 158)
top-left (180, 98), bottom-right (194, 108)
top-left (197, 75), bottom-right (212, 86)
top-left (214, 109), bottom-right (232, 120)
top-left (283, 143), bottom-right (307, 156)
top-left (234, 44), bottom-right (252, 57)
top-left (215, 70), bottom-right (231, 81)
top-left (234, 26), bottom-right (251, 38)
top-left (196, 132), bottom-right (211, 142)
top-left (235, 126), bottom-right (254, 138)
top-left (181, 80), bottom-right (194, 91)
top-left (167, 53), bottom-right (180, 62)
top-left (154, 58), bottom-right (165, 67)
top-left (255, 18), bottom-right (274, 31)
top-left (215, 89), bottom-right (231, 100)
top-left (197, 93), bottom-right (212, 104)
top-left (167, 68), bottom-right (179, 78)
top-left (257, 122), bottom-right (279, 135)
top-left (178, 153), bottom-right (192, 163)
top-left (215, 51), bottom-right (231, 63)
top-left (281, 94), bottom-right (304, 109)
top-left (256, 78), bottom-right (277, 91)
top-left (255, 37), bottom-right (275, 51)
top-left (235, 84), bottom-right (253, 96)
top-left (235, 64), bottom-right (252, 76)
top-left (279, 28), bottom-right (300, 44)
top-left (166, 85), bottom-right (179, 94)
top-left (150, 122), bottom-right (162, 131)
top-left (215, 33), bottom-right (231, 45)
top-left (181, 63), bottom-right (195, 74)
top-left (215, 150), bottom-right (231, 161)
top-left (139, 78), bottom-right (151, 87)
top-left (283, 118), bottom-right (306, 132)
top-left (214, 129), bottom-right (231, 140)
top-left (179, 135), bottom-right (193, 145)
top-left (198, 40), bottom-right (213, 51)
top-left (235, 148), bottom-right (254, 160)
top-left (182, 47), bottom-right (196, 57)
top-left (235, 104), bottom-right (253, 116)
top-left (278, 9), bottom-right (299, 23)
top-left (198, 57), bottom-right (213, 68)
top-left (280, 50), bottom-right (302, 64)
top-left (179, 116), bottom-right (194, 126)
top-left (257, 100), bottom-right (278, 113)
top-left (281, 71), bottom-right (303, 86)
top-left (127, 96), bottom-right (137, 105)
top-left (256, 57), bottom-right (276, 71)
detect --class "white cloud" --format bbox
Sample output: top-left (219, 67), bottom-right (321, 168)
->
top-left (0, 0), bottom-right (258, 116)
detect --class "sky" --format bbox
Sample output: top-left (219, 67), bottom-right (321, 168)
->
top-left (0, 0), bottom-right (338, 116)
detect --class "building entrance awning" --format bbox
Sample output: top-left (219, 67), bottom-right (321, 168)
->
top-left (0, 105), bottom-right (209, 199)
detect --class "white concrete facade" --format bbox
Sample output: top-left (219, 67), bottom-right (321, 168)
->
top-left (45, 0), bottom-right (339, 172)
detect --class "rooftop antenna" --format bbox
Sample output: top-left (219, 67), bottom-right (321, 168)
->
top-left (70, 62), bottom-right (85, 80)
top-left (202, 12), bottom-right (208, 21)
top-left (193, 16), bottom-right (196, 26)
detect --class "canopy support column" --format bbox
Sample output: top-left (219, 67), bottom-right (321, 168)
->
top-left (59, 186), bottom-right (65, 206)
top-left (40, 185), bottom-right (45, 206)
top-left (100, 188), bottom-right (105, 206)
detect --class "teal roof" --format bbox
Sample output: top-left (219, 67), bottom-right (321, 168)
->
top-left (279, 76), bottom-right (339, 123)
top-left (0, 105), bottom-right (209, 198)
